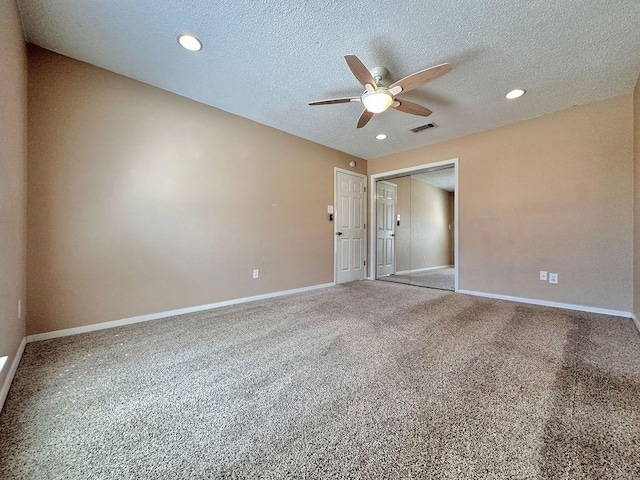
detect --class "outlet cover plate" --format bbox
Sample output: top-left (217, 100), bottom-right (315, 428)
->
top-left (539, 271), bottom-right (548, 281)
top-left (549, 273), bottom-right (558, 284)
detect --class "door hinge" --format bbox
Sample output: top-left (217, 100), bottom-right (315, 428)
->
top-left (364, 223), bottom-right (366, 229)
top-left (364, 186), bottom-right (367, 193)
top-left (364, 260), bottom-right (366, 266)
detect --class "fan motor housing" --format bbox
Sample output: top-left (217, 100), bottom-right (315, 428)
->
top-left (370, 66), bottom-right (389, 86)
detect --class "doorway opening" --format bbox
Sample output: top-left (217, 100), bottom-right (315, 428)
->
top-left (369, 159), bottom-right (458, 292)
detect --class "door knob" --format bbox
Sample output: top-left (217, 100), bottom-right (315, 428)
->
top-left (390, 233), bottom-right (395, 237)
top-left (336, 232), bottom-right (343, 236)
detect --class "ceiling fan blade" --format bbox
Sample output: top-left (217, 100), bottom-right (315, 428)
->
top-left (357, 109), bottom-right (374, 128)
top-left (344, 54), bottom-right (377, 89)
top-left (389, 63), bottom-right (452, 95)
top-left (393, 99), bottom-right (433, 117)
top-left (309, 97), bottom-right (360, 106)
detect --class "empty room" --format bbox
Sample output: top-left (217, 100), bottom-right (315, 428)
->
top-left (1, 0), bottom-right (639, 478)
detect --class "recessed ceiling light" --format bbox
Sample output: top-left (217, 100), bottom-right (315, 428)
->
top-left (506, 88), bottom-right (526, 99)
top-left (178, 34), bottom-right (202, 52)
top-left (376, 134), bottom-right (387, 140)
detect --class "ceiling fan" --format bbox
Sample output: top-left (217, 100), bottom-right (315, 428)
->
top-left (309, 54), bottom-right (452, 128)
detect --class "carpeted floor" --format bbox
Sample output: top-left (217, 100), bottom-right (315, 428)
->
top-left (1, 281), bottom-right (639, 479)
top-left (379, 266), bottom-right (455, 291)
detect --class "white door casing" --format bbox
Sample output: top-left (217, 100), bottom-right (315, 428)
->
top-left (376, 181), bottom-right (396, 277)
top-left (335, 169), bottom-right (366, 284)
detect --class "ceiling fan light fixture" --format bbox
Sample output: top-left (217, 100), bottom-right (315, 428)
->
top-left (178, 34), bottom-right (202, 51)
top-left (362, 90), bottom-right (394, 113)
top-left (376, 134), bottom-right (387, 140)
top-left (308, 55), bottom-right (452, 129)
top-left (506, 88), bottom-right (526, 99)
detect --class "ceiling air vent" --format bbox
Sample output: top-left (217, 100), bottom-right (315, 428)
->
top-left (410, 122), bottom-right (438, 133)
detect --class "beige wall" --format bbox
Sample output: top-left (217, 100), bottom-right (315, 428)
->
top-left (449, 192), bottom-right (455, 265)
top-left (0, 0), bottom-right (27, 394)
top-left (368, 95), bottom-right (634, 312)
top-left (26, 46), bottom-right (365, 335)
top-left (410, 178), bottom-right (453, 271)
top-left (634, 74), bottom-right (640, 320)
top-left (390, 177), bottom-right (410, 272)
top-left (392, 177), bottom-right (452, 272)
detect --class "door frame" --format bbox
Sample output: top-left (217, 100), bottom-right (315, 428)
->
top-left (368, 158), bottom-right (459, 292)
top-left (334, 167), bottom-right (368, 285)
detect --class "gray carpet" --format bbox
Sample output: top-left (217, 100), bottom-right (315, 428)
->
top-left (379, 266), bottom-right (455, 291)
top-left (1, 281), bottom-right (639, 479)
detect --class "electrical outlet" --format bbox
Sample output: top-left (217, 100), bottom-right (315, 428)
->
top-left (253, 269), bottom-right (259, 279)
top-left (549, 273), bottom-right (558, 284)
top-left (539, 271), bottom-right (548, 281)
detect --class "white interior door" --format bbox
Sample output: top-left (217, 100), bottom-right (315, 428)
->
top-left (376, 181), bottom-right (396, 277)
top-left (335, 171), bottom-right (366, 284)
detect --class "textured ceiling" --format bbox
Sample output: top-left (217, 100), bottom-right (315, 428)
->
top-left (16, 0), bottom-right (640, 160)
top-left (413, 169), bottom-right (456, 192)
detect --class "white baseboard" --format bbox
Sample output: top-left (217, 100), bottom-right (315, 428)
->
top-left (458, 289), bottom-right (633, 319)
top-left (395, 265), bottom-right (452, 275)
top-left (632, 314), bottom-right (640, 333)
top-left (0, 337), bottom-right (27, 413)
top-left (26, 282), bottom-right (335, 343)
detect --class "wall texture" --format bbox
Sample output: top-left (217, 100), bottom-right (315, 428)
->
top-left (27, 46), bottom-right (365, 335)
top-left (634, 74), bottom-right (640, 320)
top-left (0, 0), bottom-right (27, 396)
top-left (391, 177), bottom-right (410, 272)
top-left (368, 96), bottom-right (634, 312)
top-left (410, 178), bottom-right (453, 271)
top-left (393, 177), bottom-right (452, 272)
top-left (449, 192), bottom-right (455, 265)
